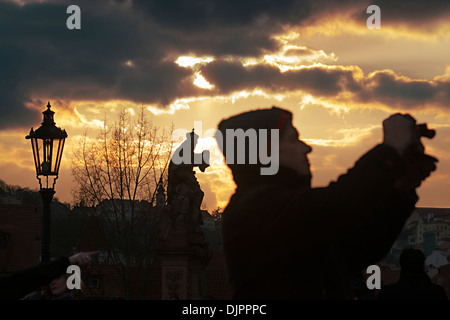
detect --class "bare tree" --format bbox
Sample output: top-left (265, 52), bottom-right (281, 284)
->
top-left (71, 106), bottom-right (173, 298)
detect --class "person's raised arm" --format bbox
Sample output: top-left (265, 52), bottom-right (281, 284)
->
top-left (275, 114), bottom-right (436, 251)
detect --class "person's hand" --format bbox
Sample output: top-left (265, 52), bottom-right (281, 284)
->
top-left (395, 154), bottom-right (438, 189)
top-left (395, 146), bottom-right (438, 190)
top-left (68, 251), bottom-right (100, 266)
top-left (383, 113), bottom-right (418, 156)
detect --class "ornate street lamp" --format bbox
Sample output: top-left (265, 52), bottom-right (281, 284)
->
top-left (26, 102), bottom-right (67, 263)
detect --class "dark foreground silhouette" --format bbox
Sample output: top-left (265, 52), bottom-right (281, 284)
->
top-left (0, 251), bottom-right (98, 300)
top-left (216, 106), bottom-right (438, 299)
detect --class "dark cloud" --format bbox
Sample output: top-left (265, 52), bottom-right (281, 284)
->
top-left (337, 0), bottom-right (450, 28)
top-left (0, 0), bottom-right (197, 129)
top-left (201, 61), bottom-right (360, 97)
top-left (131, 0), bottom-right (311, 32)
top-left (199, 61), bottom-right (279, 94)
top-left (368, 0), bottom-right (450, 23)
top-left (359, 71), bottom-right (450, 109)
top-left (125, 0), bottom-right (313, 57)
top-left (1, 0), bottom-right (450, 130)
top-left (201, 60), bottom-right (450, 110)
top-left (284, 48), bottom-right (317, 57)
top-left (303, 0), bottom-right (450, 29)
top-left (0, 0), bottom-right (314, 130)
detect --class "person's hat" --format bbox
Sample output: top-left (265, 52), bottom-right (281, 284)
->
top-left (215, 106), bottom-right (292, 179)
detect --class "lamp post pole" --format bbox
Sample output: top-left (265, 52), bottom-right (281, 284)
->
top-left (26, 102), bottom-right (67, 263)
top-left (40, 188), bottom-right (55, 263)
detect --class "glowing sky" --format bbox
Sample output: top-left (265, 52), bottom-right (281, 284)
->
top-left (1, 0), bottom-right (450, 209)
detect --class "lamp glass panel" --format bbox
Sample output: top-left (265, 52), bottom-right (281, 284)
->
top-left (42, 139), bottom-right (53, 175)
top-left (31, 138), bottom-right (40, 174)
top-left (55, 139), bottom-right (65, 174)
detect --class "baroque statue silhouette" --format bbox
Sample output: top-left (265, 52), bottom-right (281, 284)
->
top-left (159, 129), bottom-right (210, 244)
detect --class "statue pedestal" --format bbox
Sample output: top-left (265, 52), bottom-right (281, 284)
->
top-left (157, 227), bottom-right (210, 300)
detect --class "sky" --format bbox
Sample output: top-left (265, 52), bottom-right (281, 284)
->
top-left (1, 0), bottom-right (450, 209)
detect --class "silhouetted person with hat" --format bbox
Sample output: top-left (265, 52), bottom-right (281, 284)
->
top-left (378, 249), bottom-right (448, 300)
top-left (216, 106), bottom-right (438, 299)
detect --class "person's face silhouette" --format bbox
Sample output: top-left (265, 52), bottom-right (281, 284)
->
top-left (49, 274), bottom-right (68, 297)
top-left (279, 123), bottom-right (312, 176)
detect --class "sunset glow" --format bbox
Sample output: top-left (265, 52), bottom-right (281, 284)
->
top-left (1, 0), bottom-right (450, 209)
